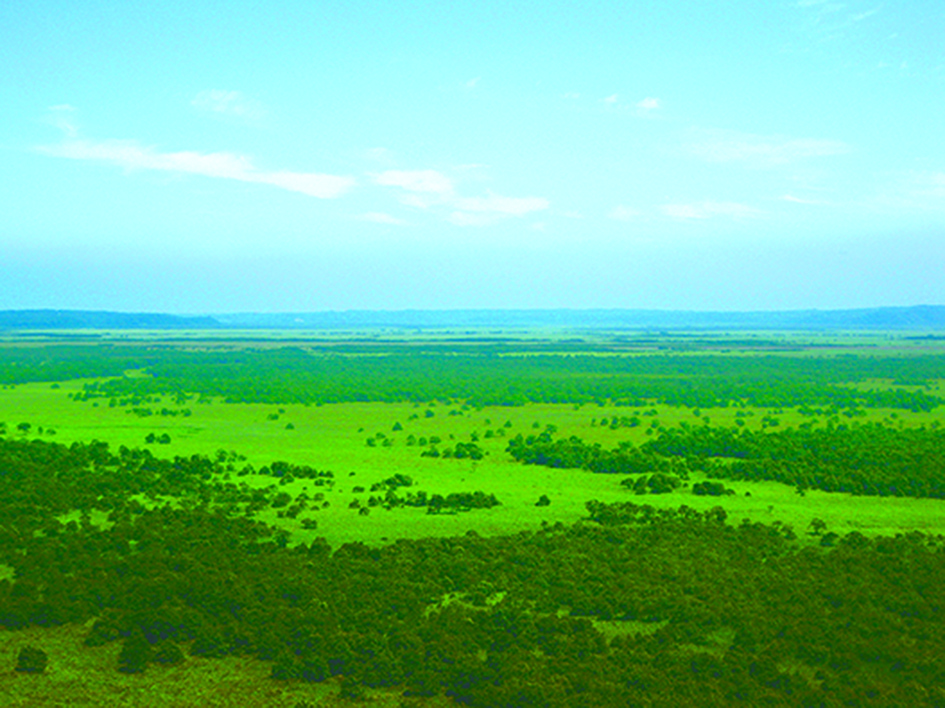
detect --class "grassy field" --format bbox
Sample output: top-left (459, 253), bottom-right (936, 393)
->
top-left (2, 367), bottom-right (944, 548)
top-left (3, 331), bottom-right (945, 706)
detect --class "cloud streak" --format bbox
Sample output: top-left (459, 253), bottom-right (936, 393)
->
top-left (373, 168), bottom-right (549, 226)
top-left (660, 200), bottom-right (762, 220)
top-left (360, 212), bottom-right (408, 225)
top-left (37, 139), bottom-right (355, 199)
top-left (683, 128), bottom-right (851, 166)
top-left (373, 169), bottom-right (454, 194)
top-left (192, 90), bottom-right (267, 122)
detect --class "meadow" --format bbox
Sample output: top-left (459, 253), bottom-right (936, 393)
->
top-left (2, 329), bottom-right (945, 706)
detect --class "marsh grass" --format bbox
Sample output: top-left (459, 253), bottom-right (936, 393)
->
top-left (2, 379), bottom-right (944, 547)
top-left (0, 621), bottom-right (440, 707)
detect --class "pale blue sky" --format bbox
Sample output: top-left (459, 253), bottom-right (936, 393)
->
top-left (2, 0), bottom-right (943, 312)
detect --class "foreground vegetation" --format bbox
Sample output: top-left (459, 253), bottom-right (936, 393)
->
top-left (1, 330), bottom-right (944, 705)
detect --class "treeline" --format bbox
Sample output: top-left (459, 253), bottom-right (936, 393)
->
top-left (507, 429), bottom-right (697, 477)
top-left (0, 344), bottom-right (938, 410)
top-left (650, 422), bottom-right (945, 498)
top-left (507, 421), bottom-right (945, 499)
top-left (2, 437), bottom-right (945, 704)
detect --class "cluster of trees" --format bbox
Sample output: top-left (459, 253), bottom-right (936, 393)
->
top-left (352, 489), bottom-right (501, 515)
top-left (507, 421), bottom-right (945, 500)
top-left (5, 343), bottom-right (932, 411)
top-left (2, 435), bottom-right (945, 705)
top-left (420, 441), bottom-right (485, 460)
top-left (647, 421), bottom-right (945, 498)
top-left (507, 430), bottom-right (696, 477)
top-left (620, 472), bottom-right (683, 495)
top-left (127, 406), bottom-right (192, 418)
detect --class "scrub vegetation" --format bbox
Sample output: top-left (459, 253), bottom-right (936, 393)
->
top-left (1, 330), bottom-right (945, 706)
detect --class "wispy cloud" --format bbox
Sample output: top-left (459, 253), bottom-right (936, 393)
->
top-left (609, 205), bottom-right (641, 221)
top-left (682, 128), bottom-right (851, 167)
top-left (360, 212), bottom-right (408, 225)
top-left (374, 168), bottom-right (549, 226)
top-left (851, 6), bottom-right (882, 22)
top-left (636, 97), bottom-right (660, 111)
top-left (192, 89), bottom-right (267, 122)
top-left (38, 138), bottom-right (354, 198)
top-left (452, 193), bottom-right (550, 217)
top-left (43, 104), bottom-right (79, 138)
top-left (782, 193), bottom-right (831, 205)
top-left (373, 169), bottom-right (454, 194)
top-left (660, 201), bottom-right (763, 220)
top-left (877, 170), bottom-right (945, 211)
top-left (602, 94), bottom-right (619, 105)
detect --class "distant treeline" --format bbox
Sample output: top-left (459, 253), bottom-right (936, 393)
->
top-left (5, 305), bottom-right (945, 330)
top-left (2, 435), bottom-right (945, 704)
top-left (0, 345), bottom-right (937, 410)
top-left (508, 421), bottom-right (945, 499)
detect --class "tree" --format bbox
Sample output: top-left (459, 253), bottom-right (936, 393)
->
top-left (118, 630), bottom-right (152, 673)
top-left (15, 646), bottom-right (48, 673)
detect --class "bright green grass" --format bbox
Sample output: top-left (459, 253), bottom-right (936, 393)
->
top-left (2, 380), bottom-right (945, 547)
top-left (0, 621), bottom-right (437, 707)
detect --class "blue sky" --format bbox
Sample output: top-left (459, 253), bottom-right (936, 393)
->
top-left (2, 0), bottom-right (944, 312)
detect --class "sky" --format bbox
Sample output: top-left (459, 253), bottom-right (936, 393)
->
top-left (2, 0), bottom-right (944, 313)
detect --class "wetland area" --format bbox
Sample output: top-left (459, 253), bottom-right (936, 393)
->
top-left (2, 327), bottom-right (945, 706)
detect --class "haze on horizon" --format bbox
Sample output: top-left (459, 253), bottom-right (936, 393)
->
top-left (2, 0), bottom-right (943, 314)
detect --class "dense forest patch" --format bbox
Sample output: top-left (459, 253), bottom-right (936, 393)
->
top-left (508, 421), bottom-right (945, 499)
top-left (2, 435), bottom-right (945, 705)
top-left (2, 344), bottom-right (942, 410)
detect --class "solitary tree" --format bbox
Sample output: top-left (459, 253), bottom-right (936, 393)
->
top-left (15, 646), bottom-right (48, 673)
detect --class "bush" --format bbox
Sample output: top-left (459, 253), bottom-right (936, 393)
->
top-left (152, 641), bottom-right (185, 665)
top-left (15, 646), bottom-right (48, 673)
top-left (117, 631), bottom-right (152, 673)
top-left (692, 481), bottom-right (735, 497)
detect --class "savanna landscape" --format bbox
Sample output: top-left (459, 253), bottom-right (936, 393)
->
top-left (2, 325), bottom-right (945, 706)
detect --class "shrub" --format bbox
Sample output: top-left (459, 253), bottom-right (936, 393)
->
top-left (118, 631), bottom-right (152, 673)
top-left (15, 646), bottom-right (48, 673)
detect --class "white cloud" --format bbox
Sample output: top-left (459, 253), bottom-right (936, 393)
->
top-left (37, 139), bottom-right (354, 198)
top-left (660, 201), bottom-right (762, 220)
top-left (44, 104), bottom-right (79, 138)
top-left (682, 128), bottom-right (851, 166)
top-left (610, 205), bottom-right (641, 221)
top-left (851, 6), bottom-right (882, 22)
top-left (882, 170), bottom-right (945, 209)
top-left (636, 97), bottom-right (660, 110)
top-left (782, 194), bottom-right (829, 205)
top-left (373, 169), bottom-right (454, 194)
top-left (360, 212), bottom-right (407, 225)
top-left (452, 193), bottom-right (549, 217)
top-left (465, 76), bottom-right (481, 88)
top-left (362, 147), bottom-right (395, 165)
top-left (192, 90), bottom-right (267, 121)
top-left (373, 168), bottom-right (549, 226)
top-left (603, 94), bottom-right (619, 104)
top-left (448, 211), bottom-right (497, 227)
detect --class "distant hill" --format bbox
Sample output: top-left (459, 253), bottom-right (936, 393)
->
top-left (2, 306), bottom-right (944, 331)
top-left (0, 310), bottom-right (221, 330)
top-left (213, 306), bottom-right (945, 330)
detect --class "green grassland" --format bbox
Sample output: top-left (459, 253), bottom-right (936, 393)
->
top-left (3, 330), bottom-right (945, 706)
top-left (3, 372), bottom-right (945, 547)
